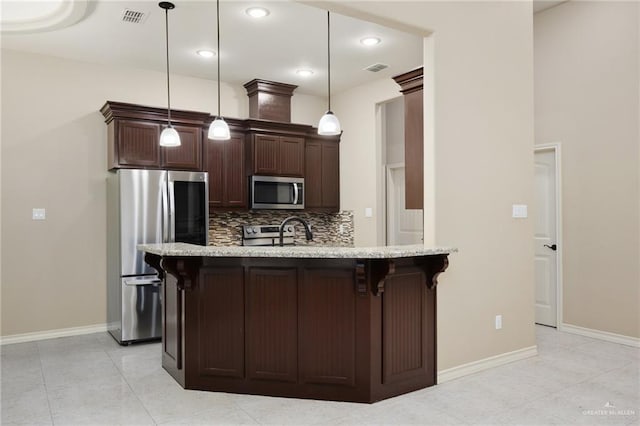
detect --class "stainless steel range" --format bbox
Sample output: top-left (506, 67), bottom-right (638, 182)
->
top-left (242, 224), bottom-right (296, 246)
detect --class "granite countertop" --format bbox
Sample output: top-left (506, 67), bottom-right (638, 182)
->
top-left (138, 242), bottom-right (457, 259)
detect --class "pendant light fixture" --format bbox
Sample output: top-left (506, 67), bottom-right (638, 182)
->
top-left (208, 0), bottom-right (231, 140)
top-left (318, 10), bottom-right (341, 136)
top-left (158, 2), bottom-right (181, 147)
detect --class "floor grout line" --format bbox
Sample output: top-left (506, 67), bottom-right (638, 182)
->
top-left (36, 341), bottom-right (56, 426)
top-left (104, 341), bottom-right (160, 425)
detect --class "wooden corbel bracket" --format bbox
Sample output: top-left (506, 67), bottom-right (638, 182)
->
top-left (161, 257), bottom-right (201, 291)
top-left (370, 259), bottom-right (395, 296)
top-left (416, 254), bottom-right (449, 290)
top-left (144, 253), bottom-right (165, 281)
top-left (355, 259), bottom-right (396, 296)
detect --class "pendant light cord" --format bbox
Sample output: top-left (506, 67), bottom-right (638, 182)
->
top-left (164, 7), bottom-right (172, 126)
top-left (327, 10), bottom-right (331, 112)
top-left (217, 0), bottom-right (221, 118)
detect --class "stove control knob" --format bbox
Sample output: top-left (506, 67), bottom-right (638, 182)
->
top-left (251, 227), bottom-right (258, 234)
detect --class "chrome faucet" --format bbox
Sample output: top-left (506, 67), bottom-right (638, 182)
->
top-left (279, 216), bottom-right (313, 246)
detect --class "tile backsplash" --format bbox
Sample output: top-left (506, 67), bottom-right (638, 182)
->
top-left (209, 211), bottom-right (354, 247)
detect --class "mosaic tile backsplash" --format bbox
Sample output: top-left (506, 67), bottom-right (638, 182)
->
top-left (209, 211), bottom-right (354, 247)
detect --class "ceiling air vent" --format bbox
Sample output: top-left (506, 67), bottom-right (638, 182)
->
top-left (121, 9), bottom-right (148, 24)
top-left (364, 63), bottom-right (389, 73)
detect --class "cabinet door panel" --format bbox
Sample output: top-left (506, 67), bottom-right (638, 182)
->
top-left (117, 120), bottom-right (160, 167)
top-left (404, 90), bottom-right (423, 209)
top-left (162, 125), bottom-right (202, 170)
top-left (198, 267), bottom-right (244, 378)
top-left (382, 270), bottom-right (429, 385)
top-left (299, 268), bottom-right (356, 386)
top-left (204, 134), bottom-right (224, 208)
top-left (279, 137), bottom-right (305, 177)
top-left (253, 134), bottom-right (279, 175)
top-left (224, 134), bottom-right (246, 207)
top-left (163, 274), bottom-right (181, 369)
top-left (246, 267), bottom-right (297, 383)
top-left (321, 143), bottom-right (340, 210)
top-left (304, 142), bottom-right (322, 208)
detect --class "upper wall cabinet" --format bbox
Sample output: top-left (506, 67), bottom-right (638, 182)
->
top-left (245, 120), bottom-right (310, 178)
top-left (101, 101), bottom-right (209, 171)
top-left (305, 136), bottom-right (340, 212)
top-left (392, 67), bottom-right (424, 210)
top-left (101, 101), bottom-right (341, 212)
top-left (204, 130), bottom-right (247, 210)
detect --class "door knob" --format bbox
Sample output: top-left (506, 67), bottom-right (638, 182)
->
top-left (544, 244), bottom-right (557, 251)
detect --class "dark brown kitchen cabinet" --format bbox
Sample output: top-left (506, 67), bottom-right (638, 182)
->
top-left (116, 120), bottom-right (161, 168)
top-left (246, 267), bottom-right (298, 382)
top-left (101, 101), bottom-right (210, 171)
top-left (204, 131), bottom-right (246, 210)
top-left (146, 253), bottom-right (449, 403)
top-left (161, 125), bottom-right (202, 171)
top-left (299, 267), bottom-right (356, 386)
top-left (114, 120), bottom-right (202, 170)
top-left (305, 138), bottom-right (340, 212)
top-left (250, 133), bottom-right (304, 177)
top-left (392, 67), bottom-right (424, 210)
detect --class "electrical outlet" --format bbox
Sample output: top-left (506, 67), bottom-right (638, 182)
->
top-left (365, 207), bottom-right (373, 218)
top-left (32, 208), bottom-right (46, 220)
top-left (495, 315), bottom-right (503, 330)
top-left (512, 204), bottom-right (528, 218)
top-left (339, 224), bottom-right (345, 233)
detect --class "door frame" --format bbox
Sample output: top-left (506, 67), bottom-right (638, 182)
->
top-left (385, 162), bottom-right (404, 245)
top-left (534, 143), bottom-right (564, 330)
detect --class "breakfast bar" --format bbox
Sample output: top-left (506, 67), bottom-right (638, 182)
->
top-left (140, 243), bottom-right (454, 403)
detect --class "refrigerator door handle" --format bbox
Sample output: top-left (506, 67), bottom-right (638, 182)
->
top-left (162, 176), bottom-right (170, 243)
top-left (124, 278), bottom-right (162, 286)
top-left (168, 180), bottom-right (176, 243)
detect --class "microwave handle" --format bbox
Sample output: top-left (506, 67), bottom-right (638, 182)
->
top-left (293, 182), bottom-right (299, 205)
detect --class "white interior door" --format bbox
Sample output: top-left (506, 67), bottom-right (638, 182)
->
top-left (386, 165), bottom-right (423, 245)
top-left (534, 150), bottom-right (558, 327)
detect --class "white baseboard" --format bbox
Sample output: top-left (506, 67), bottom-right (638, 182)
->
top-left (437, 345), bottom-right (538, 383)
top-left (0, 323), bottom-right (108, 345)
top-left (560, 323), bottom-right (640, 348)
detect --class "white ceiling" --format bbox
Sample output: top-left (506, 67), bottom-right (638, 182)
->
top-left (0, 0), bottom-right (424, 97)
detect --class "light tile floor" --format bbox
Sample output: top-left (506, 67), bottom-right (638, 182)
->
top-left (1, 325), bottom-right (638, 425)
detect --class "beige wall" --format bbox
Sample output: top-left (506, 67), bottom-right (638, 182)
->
top-left (534, 2), bottom-right (640, 338)
top-left (333, 78), bottom-right (401, 247)
top-left (3, 1), bottom-right (539, 374)
top-left (332, 1), bottom-right (536, 369)
top-left (0, 49), bottom-right (325, 337)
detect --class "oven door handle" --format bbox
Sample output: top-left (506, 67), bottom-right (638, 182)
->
top-left (293, 182), bottom-right (299, 205)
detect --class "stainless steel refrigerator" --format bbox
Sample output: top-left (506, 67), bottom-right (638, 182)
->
top-left (107, 169), bottom-right (208, 345)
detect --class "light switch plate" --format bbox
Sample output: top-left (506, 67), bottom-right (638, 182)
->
top-left (32, 208), bottom-right (46, 220)
top-left (512, 204), bottom-right (528, 218)
top-left (365, 207), bottom-right (373, 218)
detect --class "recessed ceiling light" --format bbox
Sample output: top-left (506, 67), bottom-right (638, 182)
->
top-left (196, 50), bottom-right (216, 58)
top-left (246, 7), bottom-right (269, 18)
top-left (360, 37), bottom-right (381, 46)
top-left (296, 69), bottom-right (314, 77)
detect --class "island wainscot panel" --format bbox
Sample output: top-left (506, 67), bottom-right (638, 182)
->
top-left (141, 243), bottom-right (454, 403)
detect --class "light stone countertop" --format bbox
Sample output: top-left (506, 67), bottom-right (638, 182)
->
top-left (138, 242), bottom-right (456, 259)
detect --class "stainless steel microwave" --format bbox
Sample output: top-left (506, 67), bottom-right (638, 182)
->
top-left (250, 175), bottom-right (304, 210)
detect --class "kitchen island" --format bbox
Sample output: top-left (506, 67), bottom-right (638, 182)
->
top-left (140, 243), bottom-right (455, 403)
